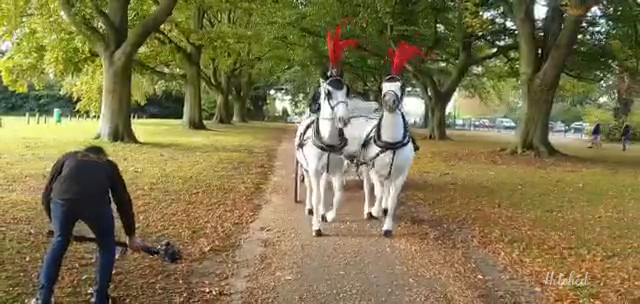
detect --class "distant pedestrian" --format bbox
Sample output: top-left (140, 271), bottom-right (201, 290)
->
top-left (588, 123), bottom-right (601, 148)
top-left (622, 124), bottom-right (631, 151)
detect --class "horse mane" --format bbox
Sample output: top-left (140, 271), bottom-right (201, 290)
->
top-left (326, 78), bottom-right (344, 91)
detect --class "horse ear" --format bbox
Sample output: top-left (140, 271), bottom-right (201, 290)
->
top-left (320, 66), bottom-right (330, 80)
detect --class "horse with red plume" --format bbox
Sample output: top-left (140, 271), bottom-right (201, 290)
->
top-left (358, 41), bottom-right (429, 237)
top-left (294, 19), bottom-right (361, 237)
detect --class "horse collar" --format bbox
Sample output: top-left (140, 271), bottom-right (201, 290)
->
top-left (372, 112), bottom-right (411, 151)
top-left (311, 117), bottom-right (348, 154)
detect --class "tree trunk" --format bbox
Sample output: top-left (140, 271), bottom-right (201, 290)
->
top-left (59, 0), bottom-right (177, 143)
top-left (213, 91), bottom-right (232, 124)
top-left (232, 94), bottom-right (248, 123)
top-left (212, 73), bottom-right (232, 124)
top-left (614, 73), bottom-right (634, 119)
top-left (248, 90), bottom-right (266, 121)
top-left (231, 73), bottom-right (248, 123)
top-left (182, 50), bottom-right (206, 129)
top-left (515, 79), bottom-right (559, 156)
top-left (181, 5), bottom-right (206, 130)
top-left (427, 97), bottom-right (449, 140)
top-left (97, 56), bottom-right (138, 142)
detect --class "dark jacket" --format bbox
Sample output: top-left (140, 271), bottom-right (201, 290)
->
top-left (592, 123), bottom-right (601, 136)
top-left (622, 125), bottom-right (631, 138)
top-left (41, 151), bottom-right (136, 237)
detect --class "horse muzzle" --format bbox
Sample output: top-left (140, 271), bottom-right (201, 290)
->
top-left (382, 91), bottom-right (400, 112)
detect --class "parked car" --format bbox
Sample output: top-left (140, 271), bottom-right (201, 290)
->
top-left (569, 121), bottom-right (588, 134)
top-left (495, 118), bottom-right (516, 130)
top-left (474, 119), bottom-right (494, 129)
top-left (550, 121), bottom-right (566, 132)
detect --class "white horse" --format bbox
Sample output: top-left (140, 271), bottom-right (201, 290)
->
top-left (295, 76), bottom-right (350, 237)
top-left (359, 75), bottom-right (415, 237)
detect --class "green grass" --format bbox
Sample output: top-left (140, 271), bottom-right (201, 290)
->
top-left (406, 130), bottom-right (640, 303)
top-left (0, 116), bottom-right (286, 303)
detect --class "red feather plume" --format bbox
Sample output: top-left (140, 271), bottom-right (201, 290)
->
top-left (388, 41), bottom-right (428, 75)
top-left (327, 18), bottom-right (359, 70)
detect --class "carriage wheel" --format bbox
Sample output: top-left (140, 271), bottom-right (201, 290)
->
top-left (294, 159), bottom-right (302, 203)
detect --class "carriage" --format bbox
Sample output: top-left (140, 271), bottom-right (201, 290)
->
top-left (293, 98), bottom-right (381, 203)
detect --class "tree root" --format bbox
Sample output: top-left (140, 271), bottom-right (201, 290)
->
top-left (508, 144), bottom-right (566, 158)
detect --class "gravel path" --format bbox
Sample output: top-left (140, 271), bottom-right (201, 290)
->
top-left (224, 131), bottom-right (542, 304)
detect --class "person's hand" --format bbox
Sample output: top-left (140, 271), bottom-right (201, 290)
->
top-left (128, 236), bottom-right (144, 252)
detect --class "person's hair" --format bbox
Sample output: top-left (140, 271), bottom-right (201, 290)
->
top-left (83, 145), bottom-right (107, 157)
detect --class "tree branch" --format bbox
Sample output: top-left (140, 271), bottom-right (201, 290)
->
top-left (513, 0), bottom-right (538, 79)
top-left (542, 0), bottom-right (564, 63)
top-left (443, 60), bottom-right (472, 97)
top-left (59, 0), bottom-right (105, 54)
top-left (155, 30), bottom-right (188, 57)
top-left (539, 13), bottom-right (586, 82)
top-left (562, 70), bottom-right (603, 83)
top-left (133, 60), bottom-right (185, 80)
top-left (116, 0), bottom-right (178, 59)
top-left (90, 0), bottom-right (118, 42)
top-left (472, 43), bottom-right (518, 65)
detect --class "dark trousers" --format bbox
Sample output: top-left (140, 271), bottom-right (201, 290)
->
top-left (38, 199), bottom-right (115, 304)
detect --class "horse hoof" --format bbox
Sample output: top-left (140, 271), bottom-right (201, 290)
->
top-left (312, 229), bottom-right (323, 237)
top-left (306, 208), bottom-right (313, 216)
top-left (321, 214), bottom-right (328, 222)
top-left (365, 212), bottom-right (377, 220)
top-left (382, 230), bottom-right (393, 238)
top-left (382, 208), bottom-right (388, 217)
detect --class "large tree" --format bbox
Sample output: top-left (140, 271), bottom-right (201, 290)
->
top-left (510, 0), bottom-right (599, 155)
top-left (405, 0), bottom-right (517, 140)
top-left (142, 1), bottom-right (208, 129)
top-left (604, 0), bottom-right (640, 120)
top-left (58, 0), bottom-right (178, 142)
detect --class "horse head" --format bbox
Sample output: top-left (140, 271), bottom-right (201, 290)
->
top-left (318, 74), bottom-right (350, 128)
top-left (380, 75), bottom-right (405, 113)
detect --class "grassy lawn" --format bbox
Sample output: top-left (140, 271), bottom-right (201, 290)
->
top-left (0, 116), bottom-right (286, 303)
top-left (406, 130), bottom-right (640, 303)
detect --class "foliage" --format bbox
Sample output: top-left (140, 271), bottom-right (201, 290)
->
top-left (583, 105), bottom-right (616, 125)
top-left (0, 80), bottom-right (75, 114)
top-left (0, 0), bottom-right (173, 118)
top-left (550, 103), bottom-right (584, 125)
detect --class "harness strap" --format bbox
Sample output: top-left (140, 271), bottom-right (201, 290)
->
top-left (297, 117), bottom-right (348, 175)
top-left (311, 117), bottom-right (348, 153)
top-left (387, 151), bottom-right (396, 179)
top-left (358, 112), bottom-right (411, 180)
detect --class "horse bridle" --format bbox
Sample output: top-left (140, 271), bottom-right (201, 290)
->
top-left (318, 76), bottom-right (348, 120)
top-left (381, 75), bottom-right (405, 112)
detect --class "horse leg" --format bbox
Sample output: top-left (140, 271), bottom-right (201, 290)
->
top-left (382, 171), bottom-right (409, 238)
top-left (362, 169), bottom-right (375, 219)
top-left (303, 170), bottom-right (313, 216)
top-left (325, 174), bottom-right (344, 222)
top-left (382, 180), bottom-right (391, 217)
top-left (319, 172), bottom-right (329, 222)
top-left (369, 172), bottom-right (384, 218)
top-left (308, 171), bottom-right (323, 237)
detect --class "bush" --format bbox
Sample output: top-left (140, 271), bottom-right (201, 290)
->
top-left (604, 121), bottom-right (640, 141)
top-left (0, 86), bottom-right (75, 115)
